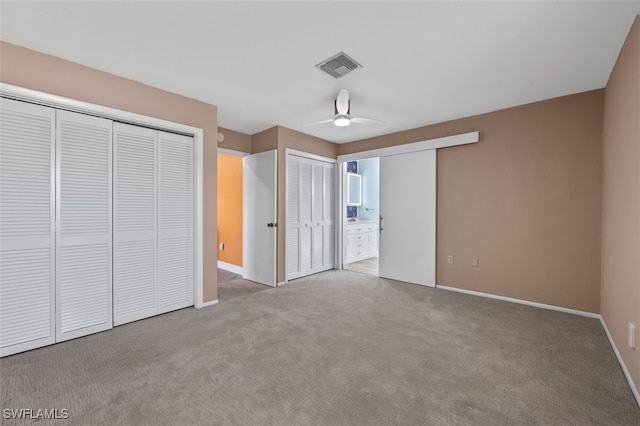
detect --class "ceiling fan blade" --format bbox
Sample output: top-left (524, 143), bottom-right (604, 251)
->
top-left (300, 118), bottom-right (334, 127)
top-left (351, 117), bottom-right (385, 125)
top-left (336, 89), bottom-right (350, 115)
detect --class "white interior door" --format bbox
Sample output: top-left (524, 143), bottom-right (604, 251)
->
top-left (243, 150), bottom-right (277, 286)
top-left (379, 149), bottom-right (436, 287)
top-left (113, 123), bottom-right (158, 325)
top-left (0, 99), bottom-right (56, 357)
top-left (56, 110), bottom-right (113, 342)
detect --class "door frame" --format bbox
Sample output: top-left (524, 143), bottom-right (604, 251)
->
top-left (0, 83), bottom-right (206, 309)
top-left (335, 131), bottom-right (480, 277)
top-left (283, 148), bottom-right (337, 285)
top-left (218, 148), bottom-right (248, 276)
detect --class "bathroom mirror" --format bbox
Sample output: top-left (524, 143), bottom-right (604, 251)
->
top-left (347, 173), bottom-right (362, 206)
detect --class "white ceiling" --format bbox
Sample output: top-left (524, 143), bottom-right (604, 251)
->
top-left (1, 1), bottom-right (639, 144)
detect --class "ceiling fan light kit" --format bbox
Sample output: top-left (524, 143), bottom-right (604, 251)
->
top-left (304, 88), bottom-right (383, 129)
top-left (334, 115), bottom-right (351, 127)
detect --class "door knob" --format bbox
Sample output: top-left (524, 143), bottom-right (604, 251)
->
top-left (267, 222), bottom-right (277, 228)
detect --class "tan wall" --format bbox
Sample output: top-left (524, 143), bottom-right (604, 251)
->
top-left (218, 127), bottom-right (251, 153)
top-left (340, 90), bottom-right (604, 313)
top-left (0, 41), bottom-right (219, 302)
top-left (601, 15), bottom-right (640, 393)
top-left (251, 126), bottom-right (279, 154)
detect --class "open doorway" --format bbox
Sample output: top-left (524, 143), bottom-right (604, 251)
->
top-left (217, 148), bottom-right (277, 296)
top-left (217, 150), bottom-right (245, 276)
top-left (338, 132), bottom-right (478, 288)
top-left (343, 158), bottom-right (380, 277)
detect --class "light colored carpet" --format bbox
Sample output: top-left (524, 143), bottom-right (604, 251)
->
top-left (1, 270), bottom-right (639, 425)
top-left (217, 268), bottom-right (270, 300)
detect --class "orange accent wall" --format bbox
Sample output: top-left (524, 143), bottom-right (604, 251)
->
top-left (217, 153), bottom-right (243, 266)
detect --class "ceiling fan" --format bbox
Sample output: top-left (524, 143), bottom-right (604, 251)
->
top-left (305, 89), bottom-right (383, 128)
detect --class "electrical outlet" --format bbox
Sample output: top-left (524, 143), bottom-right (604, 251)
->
top-left (472, 258), bottom-right (478, 267)
top-left (629, 323), bottom-right (636, 349)
top-left (447, 255), bottom-right (454, 265)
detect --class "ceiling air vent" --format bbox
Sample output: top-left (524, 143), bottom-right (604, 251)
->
top-left (316, 51), bottom-right (362, 79)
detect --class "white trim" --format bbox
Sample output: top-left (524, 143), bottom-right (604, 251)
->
top-left (600, 316), bottom-right (640, 407)
top-left (336, 162), bottom-right (345, 271)
top-left (433, 284), bottom-right (639, 407)
top-left (195, 129), bottom-right (204, 309)
top-left (286, 148), bottom-right (337, 164)
top-left (201, 299), bottom-right (219, 308)
top-left (217, 260), bottom-right (243, 275)
top-left (218, 147), bottom-right (248, 157)
top-left (277, 281), bottom-right (288, 287)
top-left (1, 83), bottom-right (205, 310)
top-left (337, 131), bottom-right (479, 163)
top-left (436, 285), bottom-right (600, 318)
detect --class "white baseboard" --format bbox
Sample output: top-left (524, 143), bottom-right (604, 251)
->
top-left (201, 299), bottom-right (219, 308)
top-left (599, 316), bottom-right (640, 407)
top-left (436, 285), bottom-right (600, 318)
top-left (436, 283), bottom-right (639, 408)
top-left (277, 281), bottom-right (287, 286)
top-left (217, 261), bottom-right (243, 275)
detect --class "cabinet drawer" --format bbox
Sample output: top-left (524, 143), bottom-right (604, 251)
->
top-left (354, 234), bottom-right (365, 242)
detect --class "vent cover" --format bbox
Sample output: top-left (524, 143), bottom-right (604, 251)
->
top-left (316, 51), bottom-right (362, 79)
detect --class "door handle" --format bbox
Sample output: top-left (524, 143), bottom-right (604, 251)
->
top-left (379, 215), bottom-right (384, 233)
top-left (267, 222), bottom-right (277, 228)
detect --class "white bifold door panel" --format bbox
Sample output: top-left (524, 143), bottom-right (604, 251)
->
top-left (287, 154), bottom-right (335, 281)
top-left (113, 123), bottom-right (158, 325)
top-left (0, 96), bottom-right (197, 356)
top-left (157, 131), bottom-right (194, 313)
top-left (379, 149), bottom-right (436, 287)
top-left (243, 150), bottom-right (277, 286)
top-left (113, 126), bottom-right (194, 325)
top-left (55, 110), bottom-right (113, 342)
top-left (0, 99), bottom-right (56, 357)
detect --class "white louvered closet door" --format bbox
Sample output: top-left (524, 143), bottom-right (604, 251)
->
top-left (0, 99), bottom-right (56, 357)
top-left (298, 160), bottom-right (313, 275)
top-left (113, 123), bottom-right (157, 325)
top-left (56, 110), bottom-right (112, 342)
top-left (311, 162), bottom-right (324, 270)
top-left (158, 131), bottom-right (194, 313)
top-left (286, 157), bottom-right (301, 278)
top-left (286, 154), bottom-right (336, 281)
top-left (322, 163), bottom-right (335, 269)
